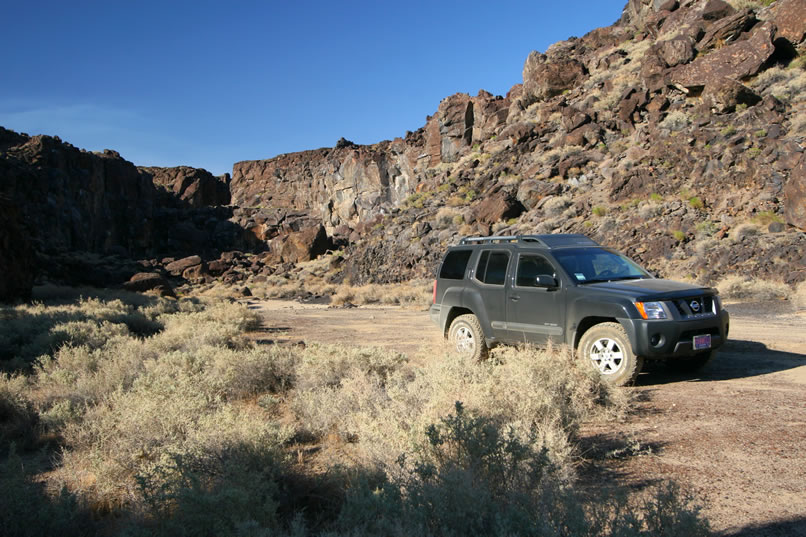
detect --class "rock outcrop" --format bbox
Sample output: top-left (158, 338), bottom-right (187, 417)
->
top-left (0, 193), bottom-right (35, 302)
top-left (3, 0), bottom-right (805, 292)
top-left (139, 166), bottom-right (230, 208)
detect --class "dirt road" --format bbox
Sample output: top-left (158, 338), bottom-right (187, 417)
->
top-left (247, 298), bottom-right (806, 536)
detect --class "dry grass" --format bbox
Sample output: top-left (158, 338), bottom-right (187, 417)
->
top-left (749, 64), bottom-right (806, 105)
top-left (716, 275), bottom-right (792, 301)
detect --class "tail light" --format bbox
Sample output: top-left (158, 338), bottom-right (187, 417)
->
top-left (432, 279), bottom-right (437, 304)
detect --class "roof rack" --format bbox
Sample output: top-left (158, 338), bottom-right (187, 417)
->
top-left (458, 234), bottom-right (599, 248)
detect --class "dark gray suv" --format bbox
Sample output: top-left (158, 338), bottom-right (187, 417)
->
top-left (429, 234), bottom-right (730, 385)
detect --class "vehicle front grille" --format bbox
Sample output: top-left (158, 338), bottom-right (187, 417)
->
top-left (672, 296), bottom-right (716, 318)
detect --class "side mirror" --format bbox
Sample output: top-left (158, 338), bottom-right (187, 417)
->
top-left (535, 275), bottom-right (558, 288)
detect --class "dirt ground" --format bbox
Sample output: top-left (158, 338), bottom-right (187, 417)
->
top-left (247, 298), bottom-right (806, 537)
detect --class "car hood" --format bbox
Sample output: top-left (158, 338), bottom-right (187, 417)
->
top-left (581, 278), bottom-right (716, 300)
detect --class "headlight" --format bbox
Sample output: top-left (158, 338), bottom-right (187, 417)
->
top-left (635, 301), bottom-right (667, 320)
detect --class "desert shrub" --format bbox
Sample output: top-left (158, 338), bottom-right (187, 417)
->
top-left (751, 210), bottom-right (784, 226)
top-left (333, 404), bottom-right (709, 537)
top-left (730, 223), bottom-right (760, 242)
top-left (293, 344), bottom-right (626, 476)
top-left (329, 280), bottom-right (432, 307)
top-left (659, 110), bottom-right (690, 131)
top-left (695, 220), bottom-right (718, 237)
top-left (128, 444), bottom-right (285, 537)
top-left (0, 375), bottom-right (38, 450)
top-left (0, 446), bottom-right (93, 537)
top-left (434, 207), bottom-right (462, 229)
top-left (543, 196), bottom-right (573, 217)
top-left (0, 290), bottom-right (191, 369)
top-left (716, 275), bottom-right (791, 301)
top-left (750, 64), bottom-right (806, 104)
top-left (57, 347), bottom-right (294, 511)
top-left (726, 0), bottom-right (774, 9)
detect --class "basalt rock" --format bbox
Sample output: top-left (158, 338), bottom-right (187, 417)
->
top-left (670, 22), bottom-right (776, 91)
top-left (784, 156), bottom-right (806, 230)
top-left (522, 52), bottom-right (587, 103)
top-left (772, 0), bottom-right (806, 44)
top-left (123, 272), bottom-right (176, 298)
top-left (471, 189), bottom-right (525, 230)
top-left (139, 166), bottom-right (230, 208)
top-left (271, 224), bottom-right (332, 264)
top-left (0, 193), bottom-right (35, 302)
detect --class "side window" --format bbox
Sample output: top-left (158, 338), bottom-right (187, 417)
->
top-left (476, 250), bottom-right (509, 285)
top-left (439, 250), bottom-right (472, 280)
top-left (476, 251), bottom-right (490, 282)
top-left (516, 254), bottom-right (556, 287)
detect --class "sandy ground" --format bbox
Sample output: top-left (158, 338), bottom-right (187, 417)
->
top-left (246, 298), bottom-right (806, 537)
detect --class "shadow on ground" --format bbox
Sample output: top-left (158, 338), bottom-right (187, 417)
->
top-left (723, 517), bottom-right (806, 537)
top-left (636, 339), bottom-right (806, 386)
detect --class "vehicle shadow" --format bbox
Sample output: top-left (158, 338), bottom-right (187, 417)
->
top-left (722, 517), bottom-right (806, 537)
top-left (636, 339), bottom-right (806, 386)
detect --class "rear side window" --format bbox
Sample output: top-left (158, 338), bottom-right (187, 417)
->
top-left (439, 250), bottom-right (472, 280)
top-left (476, 250), bottom-right (510, 285)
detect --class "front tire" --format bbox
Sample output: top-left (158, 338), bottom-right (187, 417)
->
top-left (578, 322), bottom-right (643, 386)
top-left (448, 314), bottom-right (488, 362)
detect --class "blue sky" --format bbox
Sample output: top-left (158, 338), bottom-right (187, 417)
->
top-left (2, 1), bottom-right (626, 176)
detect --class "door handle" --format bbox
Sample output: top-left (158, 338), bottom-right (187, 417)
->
top-left (510, 295), bottom-right (520, 301)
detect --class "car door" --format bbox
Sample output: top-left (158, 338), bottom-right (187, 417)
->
top-left (472, 249), bottom-right (511, 339)
top-left (505, 253), bottom-right (566, 345)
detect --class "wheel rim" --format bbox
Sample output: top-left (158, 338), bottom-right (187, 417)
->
top-left (589, 338), bottom-right (625, 375)
top-left (454, 325), bottom-right (476, 354)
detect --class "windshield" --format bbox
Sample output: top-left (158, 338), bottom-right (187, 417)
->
top-left (552, 248), bottom-right (651, 284)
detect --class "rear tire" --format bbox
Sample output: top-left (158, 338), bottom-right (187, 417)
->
top-left (666, 351), bottom-right (716, 373)
top-left (448, 314), bottom-right (488, 362)
top-left (578, 322), bottom-right (643, 386)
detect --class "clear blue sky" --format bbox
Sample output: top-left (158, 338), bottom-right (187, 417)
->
top-left (2, 1), bottom-right (625, 176)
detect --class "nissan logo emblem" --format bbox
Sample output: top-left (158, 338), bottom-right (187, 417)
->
top-left (690, 299), bottom-right (701, 312)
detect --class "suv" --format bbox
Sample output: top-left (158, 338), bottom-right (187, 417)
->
top-left (429, 234), bottom-right (730, 385)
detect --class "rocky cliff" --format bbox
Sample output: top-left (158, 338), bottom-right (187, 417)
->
top-left (0, 128), bottom-right (246, 297)
top-left (229, 0), bottom-right (806, 286)
top-left (2, 0), bottom-right (805, 298)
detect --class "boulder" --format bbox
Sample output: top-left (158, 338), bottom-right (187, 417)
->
top-left (784, 156), bottom-right (806, 230)
top-left (697, 10), bottom-right (757, 51)
top-left (516, 180), bottom-right (563, 210)
top-left (654, 0), bottom-right (678, 12)
top-left (0, 194), bottom-right (35, 302)
top-left (772, 0), bottom-right (806, 44)
top-left (275, 225), bottom-right (332, 264)
top-left (657, 36), bottom-right (695, 67)
top-left (701, 0), bottom-right (735, 21)
top-left (522, 51), bottom-right (586, 102)
top-left (182, 263), bottom-right (208, 282)
top-left (670, 22), bottom-right (776, 91)
top-left (703, 78), bottom-right (762, 113)
top-left (471, 189), bottom-right (525, 228)
top-left (561, 107), bottom-right (591, 131)
top-left (165, 255), bottom-right (203, 276)
top-left (123, 272), bottom-right (176, 297)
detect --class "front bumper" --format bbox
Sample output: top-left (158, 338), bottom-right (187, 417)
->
top-left (621, 309), bottom-right (730, 359)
